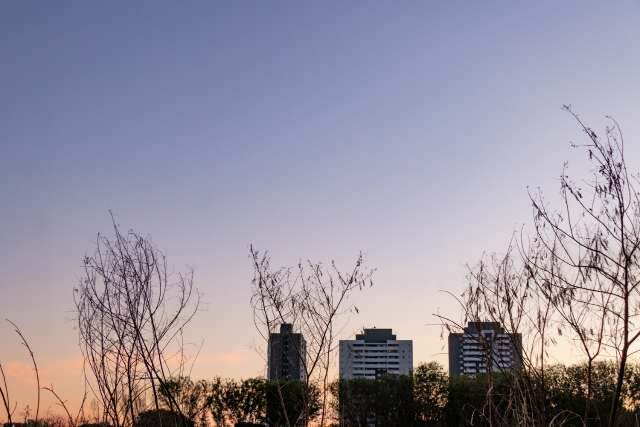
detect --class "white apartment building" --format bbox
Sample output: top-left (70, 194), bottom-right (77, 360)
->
top-left (339, 328), bottom-right (413, 379)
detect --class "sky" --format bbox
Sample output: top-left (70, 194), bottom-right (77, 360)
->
top-left (2, 0), bottom-right (640, 417)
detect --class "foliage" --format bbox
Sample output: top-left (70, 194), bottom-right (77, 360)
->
top-left (413, 362), bottom-right (448, 425)
top-left (332, 364), bottom-right (447, 426)
top-left (134, 409), bottom-right (194, 427)
top-left (328, 361), bottom-right (640, 426)
top-left (158, 377), bottom-right (209, 425)
top-left (444, 372), bottom-right (521, 427)
top-left (205, 377), bottom-right (267, 426)
top-left (545, 362), bottom-right (640, 426)
top-left (333, 374), bottom-right (414, 427)
top-left (206, 377), bottom-right (227, 426)
top-left (2, 419), bottom-right (70, 427)
top-left (265, 380), bottom-right (321, 427)
top-left (440, 362), bottom-right (640, 426)
top-left (226, 378), bottom-right (267, 424)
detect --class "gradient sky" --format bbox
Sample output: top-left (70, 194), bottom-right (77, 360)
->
top-left (2, 0), bottom-right (640, 417)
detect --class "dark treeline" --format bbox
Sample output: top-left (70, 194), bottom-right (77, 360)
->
top-left (444, 362), bottom-right (640, 427)
top-left (30, 359), bottom-right (640, 426)
top-left (336, 361), bottom-right (640, 427)
top-left (153, 376), bottom-right (320, 427)
top-left (16, 360), bottom-right (629, 427)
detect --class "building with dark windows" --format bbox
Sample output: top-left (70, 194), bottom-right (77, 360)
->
top-left (267, 323), bottom-right (306, 380)
top-left (339, 328), bottom-right (413, 379)
top-left (448, 321), bottom-right (522, 376)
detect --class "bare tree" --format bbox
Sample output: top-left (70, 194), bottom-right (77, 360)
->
top-left (75, 215), bottom-right (199, 427)
top-left (250, 246), bottom-right (373, 427)
top-left (436, 107), bottom-right (640, 427)
top-left (437, 242), bottom-right (555, 427)
top-left (529, 107), bottom-right (640, 426)
top-left (524, 234), bottom-right (610, 423)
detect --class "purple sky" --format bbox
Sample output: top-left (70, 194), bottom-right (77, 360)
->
top-left (2, 1), bottom-right (640, 415)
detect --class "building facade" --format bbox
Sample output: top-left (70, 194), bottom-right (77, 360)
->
top-left (339, 328), bottom-right (413, 379)
top-left (268, 323), bottom-right (306, 380)
top-left (448, 321), bottom-right (522, 376)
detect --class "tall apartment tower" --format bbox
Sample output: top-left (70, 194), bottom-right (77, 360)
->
top-left (448, 321), bottom-right (522, 376)
top-left (339, 328), bottom-right (413, 379)
top-left (268, 323), bottom-right (306, 380)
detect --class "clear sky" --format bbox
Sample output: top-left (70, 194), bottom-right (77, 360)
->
top-left (2, 0), bottom-right (640, 417)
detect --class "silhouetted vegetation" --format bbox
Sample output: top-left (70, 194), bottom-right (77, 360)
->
top-left (328, 361), bottom-right (640, 427)
top-left (154, 376), bottom-right (319, 426)
top-left (443, 362), bottom-right (640, 427)
top-left (250, 247), bottom-right (373, 427)
top-left (134, 409), bottom-right (193, 427)
top-left (333, 374), bottom-right (414, 426)
top-left (264, 380), bottom-right (321, 427)
top-left (435, 109), bottom-right (640, 426)
top-left (75, 216), bottom-right (200, 426)
top-left (6, 110), bottom-right (640, 427)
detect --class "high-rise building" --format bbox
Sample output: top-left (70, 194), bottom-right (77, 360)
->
top-left (268, 323), bottom-right (306, 380)
top-left (448, 321), bottom-right (522, 376)
top-left (339, 328), bottom-right (413, 379)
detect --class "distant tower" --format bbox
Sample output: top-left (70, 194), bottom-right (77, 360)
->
top-left (268, 323), bottom-right (306, 380)
top-left (448, 321), bottom-right (522, 376)
top-left (339, 328), bottom-right (413, 379)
